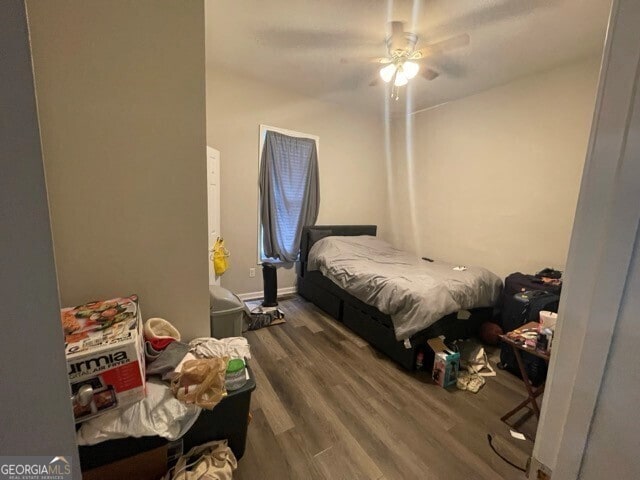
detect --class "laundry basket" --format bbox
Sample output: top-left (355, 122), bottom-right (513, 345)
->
top-left (209, 285), bottom-right (246, 338)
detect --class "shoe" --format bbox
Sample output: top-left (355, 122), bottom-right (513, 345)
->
top-left (456, 371), bottom-right (471, 390)
top-left (467, 375), bottom-right (485, 394)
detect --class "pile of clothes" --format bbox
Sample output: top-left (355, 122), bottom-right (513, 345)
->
top-left (77, 317), bottom-right (251, 447)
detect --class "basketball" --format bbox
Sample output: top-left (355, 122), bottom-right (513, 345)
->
top-left (479, 321), bottom-right (503, 345)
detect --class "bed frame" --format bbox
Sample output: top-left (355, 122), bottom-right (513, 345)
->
top-left (296, 225), bottom-right (492, 370)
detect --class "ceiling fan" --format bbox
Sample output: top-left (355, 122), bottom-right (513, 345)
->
top-left (344, 21), bottom-right (470, 100)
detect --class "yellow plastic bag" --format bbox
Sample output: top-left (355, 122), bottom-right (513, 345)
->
top-left (211, 237), bottom-right (229, 276)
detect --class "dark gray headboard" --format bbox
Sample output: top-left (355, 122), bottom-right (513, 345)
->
top-left (299, 225), bottom-right (377, 275)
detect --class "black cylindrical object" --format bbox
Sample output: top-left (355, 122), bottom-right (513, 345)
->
top-left (262, 262), bottom-right (278, 307)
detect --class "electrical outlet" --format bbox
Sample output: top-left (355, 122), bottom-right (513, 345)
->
top-left (249, 268), bottom-right (256, 278)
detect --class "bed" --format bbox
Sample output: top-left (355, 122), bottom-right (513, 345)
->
top-left (297, 225), bottom-right (501, 370)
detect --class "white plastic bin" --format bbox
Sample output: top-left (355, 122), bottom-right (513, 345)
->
top-left (209, 285), bottom-right (246, 338)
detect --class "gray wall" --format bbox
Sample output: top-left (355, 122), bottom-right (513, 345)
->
top-left (27, 0), bottom-right (210, 340)
top-left (0, 1), bottom-right (79, 475)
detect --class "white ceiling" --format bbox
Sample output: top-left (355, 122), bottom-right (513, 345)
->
top-left (205, 0), bottom-right (611, 113)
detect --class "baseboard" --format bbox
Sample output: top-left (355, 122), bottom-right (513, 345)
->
top-left (237, 286), bottom-right (297, 301)
top-left (528, 456), bottom-right (552, 479)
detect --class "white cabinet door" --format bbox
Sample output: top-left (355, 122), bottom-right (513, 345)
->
top-left (207, 147), bottom-right (221, 286)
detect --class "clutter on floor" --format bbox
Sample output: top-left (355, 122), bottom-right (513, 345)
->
top-left (487, 432), bottom-right (531, 473)
top-left (77, 379), bottom-right (202, 445)
top-left (146, 341), bottom-right (191, 380)
top-left (78, 373), bottom-right (255, 479)
top-left (163, 439), bottom-right (237, 480)
top-left (190, 336), bottom-right (252, 360)
top-left (225, 358), bottom-right (248, 391)
top-left (246, 305), bottom-right (286, 331)
top-left (427, 337), bottom-right (460, 388)
top-left (456, 371), bottom-right (485, 393)
top-left (62, 294), bottom-right (146, 423)
top-left (499, 321), bottom-right (552, 428)
top-left (171, 357), bottom-right (229, 410)
top-left (455, 338), bottom-right (496, 377)
top-left (478, 321), bottom-right (503, 345)
top-left (499, 268), bottom-right (561, 385)
top-left (82, 444), bottom-right (169, 480)
top-left (63, 292), bottom-right (256, 478)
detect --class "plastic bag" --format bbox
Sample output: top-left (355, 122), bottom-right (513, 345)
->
top-left (457, 340), bottom-right (496, 377)
top-left (163, 439), bottom-right (237, 480)
top-left (76, 379), bottom-right (201, 446)
top-left (211, 237), bottom-right (229, 276)
top-left (171, 357), bottom-right (228, 409)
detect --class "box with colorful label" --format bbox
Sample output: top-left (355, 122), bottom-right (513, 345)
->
top-left (427, 337), bottom-right (460, 388)
top-left (61, 294), bottom-right (146, 423)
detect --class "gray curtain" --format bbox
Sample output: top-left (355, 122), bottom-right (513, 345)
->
top-left (259, 131), bottom-right (319, 262)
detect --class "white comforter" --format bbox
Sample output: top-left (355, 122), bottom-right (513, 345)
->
top-left (307, 236), bottom-right (502, 340)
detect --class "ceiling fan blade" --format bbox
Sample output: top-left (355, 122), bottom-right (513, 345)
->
top-left (369, 76), bottom-right (380, 87)
top-left (340, 56), bottom-right (391, 65)
top-left (387, 20), bottom-right (407, 53)
top-left (389, 21), bottom-right (404, 40)
top-left (414, 33), bottom-right (470, 59)
top-left (422, 68), bottom-right (440, 81)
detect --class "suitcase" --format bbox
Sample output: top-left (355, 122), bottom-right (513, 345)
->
top-left (497, 272), bottom-right (561, 327)
top-left (501, 272), bottom-right (561, 306)
top-left (499, 290), bottom-right (560, 386)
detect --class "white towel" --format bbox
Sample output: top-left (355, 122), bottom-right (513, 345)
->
top-left (189, 337), bottom-right (251, 360)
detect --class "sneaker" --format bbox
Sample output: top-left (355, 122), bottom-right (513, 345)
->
top-left (456, 371), bottom-right (471, 390)
top-left (467, 375), bottom-right (486, 394)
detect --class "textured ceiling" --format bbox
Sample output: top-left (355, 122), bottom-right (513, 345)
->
top-left (205, 0), bottom-right (610, 113)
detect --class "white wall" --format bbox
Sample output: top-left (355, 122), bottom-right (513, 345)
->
top-left (206, 70), bottom-right (390, 295)
top-left (533, 2), bottom-right (640, 475)
top-left (579, 230), bottom-right (640, 478)
top-left (27, 0), bottom-right (210, 340)
top-left (391, 59), bottom-right (599, 279)
top-left (0, 1), bottom-right (79, 474)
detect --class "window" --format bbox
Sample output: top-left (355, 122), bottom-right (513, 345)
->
top-left (258, 125), bottom-right (320, 263)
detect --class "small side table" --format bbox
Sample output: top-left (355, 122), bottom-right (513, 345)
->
top-left (499, 322), bottom-right (551, 428)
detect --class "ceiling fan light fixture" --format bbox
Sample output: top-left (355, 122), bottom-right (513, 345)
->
top-left (403, 61), bottom-right (419, 79)
top-left (394, 68), bottom-right (408, 87)
top-left (379, 63), bottom-right (396, 83)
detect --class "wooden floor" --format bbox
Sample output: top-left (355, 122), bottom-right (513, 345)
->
top-left (236, 296), bottom-right (536, 480)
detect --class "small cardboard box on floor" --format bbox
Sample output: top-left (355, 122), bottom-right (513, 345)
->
top-left (82, 444), bottom-right (168, 480)
top-left (427, 337), bottom-right (460, 388)
top-left (61, 294), bottom-right (145, 423)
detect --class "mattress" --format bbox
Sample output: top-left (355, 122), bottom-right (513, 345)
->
top-left (307, 235), bottom-right (502, 340)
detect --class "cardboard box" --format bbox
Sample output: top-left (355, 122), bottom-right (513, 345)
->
top-left (62, 294), bottom-right (145, 423)
top-left (82, 445), bottom-right (168, 480)
top-left (427, 337), bottom-right (460, 388)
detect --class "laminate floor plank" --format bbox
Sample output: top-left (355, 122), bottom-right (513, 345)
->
top-left (235, 296), bottom-right (531, 480)
top-left (274, 428), bottom-right (327, 480)
top-left (326, 382), bottom-right (444, 480)
top-left (251, 326), bottom-right (289, 361)
top-left (234, 408), bottom-right (293, 480)
top-left (247, 359), bottom-right (295, 435)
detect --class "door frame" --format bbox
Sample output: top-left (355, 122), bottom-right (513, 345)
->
top-left (532, 0), bottom-right (640, 477)
top-left (207, 146), bottom-right (221, 286)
